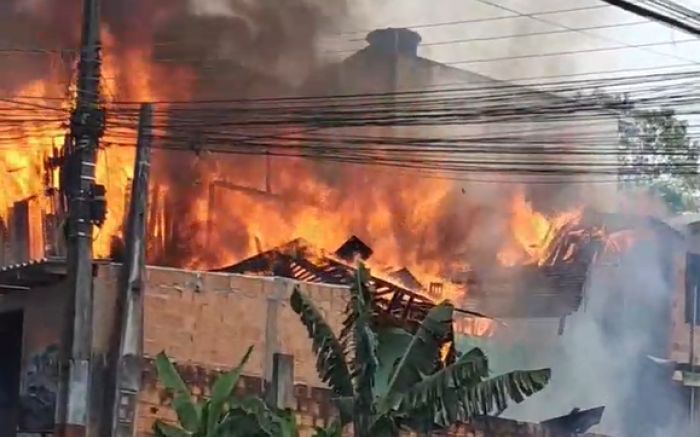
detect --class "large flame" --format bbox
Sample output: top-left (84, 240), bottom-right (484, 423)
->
top-left (1, 20), bottom-right (597, 341)
top-left (0, 79), bottom-right (68, 260)
top-left (95, 28), bottom-right (194, 257)
top-left (498, 190), bottom-right (583, 266)
top-left (0, 26), bottom-right (194, 261)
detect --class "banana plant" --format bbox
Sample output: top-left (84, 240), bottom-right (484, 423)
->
top-left (291, 264), bottom-right (551, 437)
top-left (153, 345), bottom-right (298, 437)
top-left (312, 421), bottom-right (343, 437)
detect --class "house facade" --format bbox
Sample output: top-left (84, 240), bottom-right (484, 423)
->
top-left (0, 262), bottom-right (610, 436)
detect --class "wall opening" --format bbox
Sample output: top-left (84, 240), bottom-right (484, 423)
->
top-left (0, 310), bottom-right (23, 436)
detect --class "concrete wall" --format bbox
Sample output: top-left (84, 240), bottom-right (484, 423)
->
top-left (0, 279), bottom-right (70, 433)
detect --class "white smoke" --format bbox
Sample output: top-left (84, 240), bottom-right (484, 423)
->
top-left (187, 0), bottom-right (236, 17)
top-left (490, 233), bottom-right (688, 436)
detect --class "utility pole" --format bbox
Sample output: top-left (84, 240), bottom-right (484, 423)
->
top-left (60, 0), bottom-right (105, 434)
top-left (110, 103), bottom-right (152, 436)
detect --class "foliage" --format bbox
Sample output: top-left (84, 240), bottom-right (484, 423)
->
top-left (153, 346), bottom-right (298, 437)
top-left (618, 108), bottom-right (700, 212)
top-left (290, 264), bottom-right (551, 437)
top-left (312, 421), bottom-right (343, 437)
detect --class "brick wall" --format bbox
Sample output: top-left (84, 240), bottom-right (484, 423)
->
top-left (134, 265), bottom-right (349, 385)
top-left (138, 360), bottom-right (607, 437)
top-left (139, 361), bottom-right (338, 436)
top-left (91, 265), bottom-right (606, 437)
top-left (97, 265), bottom-right (348, 434)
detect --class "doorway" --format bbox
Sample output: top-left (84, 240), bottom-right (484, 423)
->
top-left (0, 311), bottom-right (23, 436)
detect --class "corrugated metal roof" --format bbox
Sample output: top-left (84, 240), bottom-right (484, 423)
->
top-left (0, 257), bottom-right (52, 272)
top-left (0, 257), bottom-right (67, 289)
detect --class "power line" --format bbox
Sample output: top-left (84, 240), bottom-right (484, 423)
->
top-left (323, 20), bottom-right (649, 54)
top-left (93, 70), bottom-right (699, 106)
top-left (338, 4), bottom-right (612, 36)
top-left (472, 0), bottom-right (700, 66)
top-left (647, 0), bottom-right (700, 23)
top-left (600, 0), bottom-right (700, 36)
top-left (447, 38), bottom-right (697, 65)
top-left (153, 37), bottom-right (699, 68)
top-left (0, 47), bottom-right (75, 55)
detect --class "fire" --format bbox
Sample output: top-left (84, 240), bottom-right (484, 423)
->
top-left (498, 190), bottom-right (582, 266)
top-left (455, 316), bottom-right (495, 338)
top-left (0, 24), bottom-right (195, 262)
top-left (94, 27), bottom-right (194, 257)
top-left (0, 15), bottom-right (595, 346)
top-left (184, 152), bottom-right (458, 285)
top-left (0, 79), bottom-right (68, 260)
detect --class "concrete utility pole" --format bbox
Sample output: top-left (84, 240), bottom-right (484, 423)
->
top-left (110, 103), bottom-right (153, 436)
top-left (61, 0), bottom-right (104, 434)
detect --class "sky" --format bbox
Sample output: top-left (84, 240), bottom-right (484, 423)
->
top-left (319, 0), bottom-right (700, 86)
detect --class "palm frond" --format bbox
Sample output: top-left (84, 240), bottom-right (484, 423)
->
top-left (394, 346), bottom-right (550, 427)
top-left (290, 287), bottom-right (353, 397)
top-left (348, 264), bottom-right (379, 408)
top-left (207, 345), bottom-right (254, 431)
top-left (153, 421), bottom-right (191, 437)
top-left (154, 352), bottom-right (200, 432)
top-left (456, 368), bottom-right (551, 419)
top-left (382, 301), bottom-right (455, 404)
top-left (385, 347), bottom-right (488, 418)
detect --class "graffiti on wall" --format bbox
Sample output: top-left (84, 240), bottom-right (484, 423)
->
top-left (19, 344), bottom-right (60, 432)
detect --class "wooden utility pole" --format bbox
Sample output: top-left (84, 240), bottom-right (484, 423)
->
top-left (110, 103), bottom-right (153, 436)
top-left (61, 0), bottom-right (104, 434)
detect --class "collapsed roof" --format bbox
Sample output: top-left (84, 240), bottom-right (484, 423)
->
top-left (215, 230), bottom-right (596, 321)
top-left (217, 210), bottom-right (684, 321)
top-left (216, 237), bottom-right (440, 332)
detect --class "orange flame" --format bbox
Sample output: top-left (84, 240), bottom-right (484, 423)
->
top-left (455, 317), bottom-right (495, 338)
top-left (94, 28), bottom-right (194, 257)
top-left (0, 79), bottom-right (68, 260)
top-left (2, 28), bottom-right (600, 345)
top-left (0, 27), bottom-right (195, 262)
top-left (498, 190), bottom-right (582, 266)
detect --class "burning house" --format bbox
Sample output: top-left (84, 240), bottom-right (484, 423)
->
top-left (0, 0), bottom-right (692, 434)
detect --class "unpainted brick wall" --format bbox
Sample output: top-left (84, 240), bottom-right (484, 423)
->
top-left (139, 361), bottom-right (339, 436)
top-left (138, 360), bottom-right (606, 437)
top-left (101, 265), bottom-right (348, 434)
top-left (136, 266), bottom-right (349, 384)
top-left (91, 265), bottom-right (606, 437)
